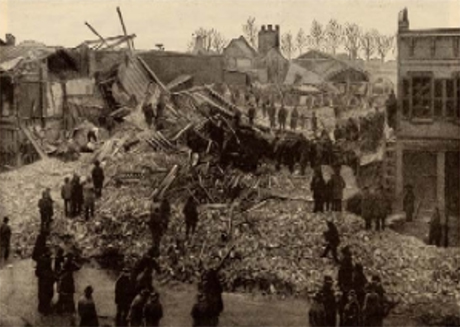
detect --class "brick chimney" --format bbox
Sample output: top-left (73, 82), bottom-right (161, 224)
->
top-left (398, 8), bottom-right (409, 31)
top-left (5, 33), bottom-right (15, 46)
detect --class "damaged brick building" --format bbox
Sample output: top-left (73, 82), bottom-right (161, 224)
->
top-left (395, 9), bottom-right (460, 219)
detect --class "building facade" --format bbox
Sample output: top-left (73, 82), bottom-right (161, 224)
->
top-left (395, 9), bottom-right (460, 218)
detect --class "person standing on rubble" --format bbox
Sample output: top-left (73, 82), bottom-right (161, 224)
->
top-left (115, 267), bottom-right (135, 327)
top-left (91, 160), bottom-right (105, 198)
top-left (184, 196), bottom-right (199, 239)
top-left (403, 185), bottom-right (415, 222)
top-left (311, 167), bottom-right (326, 213)
top-left (149, 202), bottom-right (163, 251)
top-left (0, 217), bottom-right (12, 264)
top-left (268, 101), bottom-right (276, 129)
top-left (83, 186), bottom-right (96, 221)
top-left (278, 105), bottom-right (287, 131)
top-left (375, 185), bottom-right (391, 232)
top-left (77, 285), bottom-right (99, 327)
top-left (321, 221), bottom-right (340, 263)
top-left (290, 106), bottom-right (299, 130)
top-left (248, 105), bottom-right (256, 126)
top-left (311, 112), bottom-right (318, 136)
top-left (330, 167), bottom-right (346, 213)
top-left (61, 177), bottom-right (72, 217)
top-left (38, 190), bottom-right (54, 232)
top-left (361, 186), bottom-right (374, 230)
top-left (71, 174), bottom-right (83, 217)
top-left (144, 291), bottom-right (163, 327)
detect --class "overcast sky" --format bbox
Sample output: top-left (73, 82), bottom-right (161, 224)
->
top-left (1, 0), bottom-right (459, 53)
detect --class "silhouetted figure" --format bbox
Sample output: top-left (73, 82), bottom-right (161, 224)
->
top-left (321, 221), bottom-right (340, 263)
top-left (78, 285), bottom-right (99, 327)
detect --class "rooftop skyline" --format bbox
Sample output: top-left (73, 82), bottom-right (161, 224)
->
top-left (1, 0), bottom-right (459, 55)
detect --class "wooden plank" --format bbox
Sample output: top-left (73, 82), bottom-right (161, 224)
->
top-left (137, 56), bottom-right (169, 93)
top-left (19, 124), bottom-right (47, 160)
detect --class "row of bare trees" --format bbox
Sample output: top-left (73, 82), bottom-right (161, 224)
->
top-left (280, 19), bottom-right (394, 61)
top-left (186, 27), bottom-right (228, 54)
top-left (186, 17), bottom-right (394, 61)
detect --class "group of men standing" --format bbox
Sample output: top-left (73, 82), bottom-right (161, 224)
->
top-left (311, 246), bottom-right (394, 327)
top-left (311, 166), bottom-right (346, 214)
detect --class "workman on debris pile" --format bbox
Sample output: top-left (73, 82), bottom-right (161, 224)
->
top-left (183, 196), bottom-right (199, 239)
top-left (310, 167), bottom-right (326, 213)
top-left (0, 216), bottom-right (12, 264)
top-left (61, 177), bottom-right (72, 217)
top-left (149, 200), bottom-right (164, 251)
top-left (91, 160), bottom-right (105, 198)
top-left (71, 174), bottom-right (83, 218)
top-left (338, 246), bottom-right (354, 322)
top-left (321, 221), bottom-right (340, 263)
top-left (429, 207), bottom-right (443, 246)
top-left (38, 190), bottom-right (53, 232)
top-left (248, 105), bottom-right (256, 126)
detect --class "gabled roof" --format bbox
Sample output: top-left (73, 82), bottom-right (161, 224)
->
top-left (224, 36), bottom-right (258, 58)
top-left (284, 62), bottom-right (324, 85)
top-left (295, 49), bottom-right (369, 82)
top-left (0, 45), bottom-right (56, 65)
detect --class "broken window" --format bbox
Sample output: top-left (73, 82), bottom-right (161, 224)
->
top-left (411, 75), bottom-right (432, 118)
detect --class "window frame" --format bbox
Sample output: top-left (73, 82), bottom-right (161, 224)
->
top-left (408, 71), bottom-right (434, 120)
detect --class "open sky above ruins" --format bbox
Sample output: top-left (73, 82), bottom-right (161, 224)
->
top-left (1, 0), bottom-right (460, 55)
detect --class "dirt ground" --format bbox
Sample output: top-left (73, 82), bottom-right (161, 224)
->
top-left (0, 259), bottom-right (422, 327)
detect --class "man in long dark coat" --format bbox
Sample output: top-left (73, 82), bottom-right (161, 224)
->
top-left (0, 216), bottom-right (12, 263)
top-left (71, 174), bottom-right (83, 217)
top-left (403, 185), bottom-right (415, 222)
top-left (321, 221), bottom-right (340, 263)
top-left (320, 276), bottom-right (337, 327)
top-left (310, 168), bottom-right (326, 213)
top-left (115, 268), bottom-right (135, 327)
top-left (144, 291), bottom-right (163, 327)
top-left (38, 190), bottom-right (53, 232)
top-left (78, 285), bottom-right (99, 327)
top-left (183, 196), bottom-right (199, 239)
top-left (91, 160), bottom-right (105, 198)
top-left (36, 247), bottom-right (54, 315)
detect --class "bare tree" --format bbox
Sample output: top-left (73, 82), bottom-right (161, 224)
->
top-left (189, 28), bottom-right (227, 53)
top-left (375, 34), bottom-right (395, 62)
top-left (211, 30), bottom-right (228, 54)
top-left (343, 23), bottom-right (361, 60)
top-left (295, 28), bottom-right (308, 56)
top-left (309, 20), bottom-right (324, 50)
top-left (243, 17), bottom-right (258, 49)
top-left (325, 19), bottom-right (343, 55)
top-left (360, 30), bottom-right (377, 61)
top-left (281, 31), bottom-right (295, 60)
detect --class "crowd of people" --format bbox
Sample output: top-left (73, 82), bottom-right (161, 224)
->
top-left (310, 245), bottom-right (396, 327)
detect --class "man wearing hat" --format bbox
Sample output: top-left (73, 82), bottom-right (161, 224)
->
top-left (342, 289), bottom-right (361, 326)
top-left (363, 276), bottom-right (384, 327)
top-left (115, 267), bottom-right (135, 327)
top-left (38, 190), bottom-right (53, 232)
top-left (403, 184), bottom-right (415, 222)
top-left (0, 216), bottom-right (11, 264)
top-left (191, 290), bottom-right (217, 327)
top-left (77, 285), bottom-right (99, 327)
top-left (143, 291), bottom-right (163, 327)
top-left (61, 177), bottom-right (72, 217)
top-left (309, 291), bottom-right (326, 327)
top-left (319, 275), bottom-right (337, 327)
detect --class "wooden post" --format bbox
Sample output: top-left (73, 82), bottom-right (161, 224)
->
top-left (85, 22), bottom-right (109, 48)
top-left (116, 7), bottom-right (134, 52)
